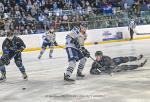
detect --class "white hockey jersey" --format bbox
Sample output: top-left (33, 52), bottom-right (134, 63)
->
top-left (66, 27), bottom-right (87, 49)
top-left (42, 31), bottom-right (56, 43)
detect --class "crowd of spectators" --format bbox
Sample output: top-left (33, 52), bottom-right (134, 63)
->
top-left (0, 0), bottom-right (150, 36)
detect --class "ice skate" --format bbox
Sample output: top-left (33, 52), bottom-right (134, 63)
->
top-left (0, 72), bottom-right (6, 82)
top-left (137, 54), bottom-right (143, 60)
top-left (64, 73), bottom-right (75, 82)
top-left (76, 70), bottom-right (85, 77)
top-left (139, 59), bottom-right (147, 67)
top-left (22, 72), bottom-right (28, 80)
top-left (49, 55), bottom-right (52, 59)
top-left (38, 55), bottom-right (42, 59)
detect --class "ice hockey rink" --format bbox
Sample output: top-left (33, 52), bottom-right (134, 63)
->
top-left (0, 39), bottom-right (150, 102)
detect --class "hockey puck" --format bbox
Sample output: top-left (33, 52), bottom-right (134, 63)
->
top-left (22, 88), bottom-right (26, 90)
top-left (94, 42), bottom-right (99, 45)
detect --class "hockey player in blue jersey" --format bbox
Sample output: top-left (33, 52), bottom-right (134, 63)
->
top-left (64, 25), bottom-right (90, 81)
top-left (0, 31), bottom-right (28, 82)
top-left (38, 26), bottom-right (58, 59)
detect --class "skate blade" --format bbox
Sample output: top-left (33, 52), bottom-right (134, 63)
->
top-left (23, 77), bottom-right (28, 81)
top-left (24, 78), bottom-right (28, 81)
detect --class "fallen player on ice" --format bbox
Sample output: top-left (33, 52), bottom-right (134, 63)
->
top-left (90, 51), bottom-right (147, 75)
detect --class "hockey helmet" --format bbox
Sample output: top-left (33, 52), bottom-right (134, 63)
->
top-left (49, 26), bottom-right (55, 32)
top-left (79, 24), bottom-right (87, 34)
top-left (95, 51), bottom-right (103, 56)
top-left (7, 30), bottom-right (14, 40)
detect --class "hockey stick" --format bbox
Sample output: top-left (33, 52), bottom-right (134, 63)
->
top-left (57, 45), bottom-right (65, 49)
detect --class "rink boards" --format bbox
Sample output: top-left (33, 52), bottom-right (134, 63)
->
top-left (0, 25), bottom-right (150, 54)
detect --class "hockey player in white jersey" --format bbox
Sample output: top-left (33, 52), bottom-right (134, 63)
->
top-left (38, 26), bottom-right (58, 59)
top-left (64, 25), bottom-right (90, 81)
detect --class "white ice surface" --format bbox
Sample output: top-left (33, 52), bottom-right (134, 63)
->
top-left (0, 39), bottom-right (150, 102)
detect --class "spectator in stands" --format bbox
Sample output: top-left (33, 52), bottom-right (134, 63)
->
top-left (132, 0), bottom-right (141, 15)
top-left (0, 2), bottom-right (4, 13)
top-left (43, 15), bottom-right (51, 30)
top-left (59, 25), bottom-right (66, 32)
top-left (85, 1), bottom-right (93, 14)
top-left (13, 26), bottom-right (21, 35)
top-left (0, 0), bottom-right (150, 36)
top-left (0, 30), bottom-right (5, 37)
top-left (38, 13), bottom-right (46, 26)
top-left (4, 19), bottom-right (11, 31)
top-left (121, 0), bottom-right (135, 9)
top-left (20, 25), bottom-right (26, 35)
top-left (141, 1), bottom-right (149, 11)
top-left (26, 14), bottom-right (35, 23)
top-left (25, 25), bottom-right (34, 34)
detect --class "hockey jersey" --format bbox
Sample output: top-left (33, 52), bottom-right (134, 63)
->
top-left (66, 27), bottom-right (87, 49)
top-left (43, 31), bottom-right (56, 43)
top-left (2, 36), bottom-right (26, 54)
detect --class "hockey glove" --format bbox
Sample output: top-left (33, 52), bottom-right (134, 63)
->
top-left (90, 68), bottom-right (101, 75)
top-left (80, 47), bottom-right (90, 58)
top-left (54, 41), bottom-right (58, 46)
top-left (15, 47), bottom-right (25, 53)
top-left (1, 55), bottom-right (10, 65)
